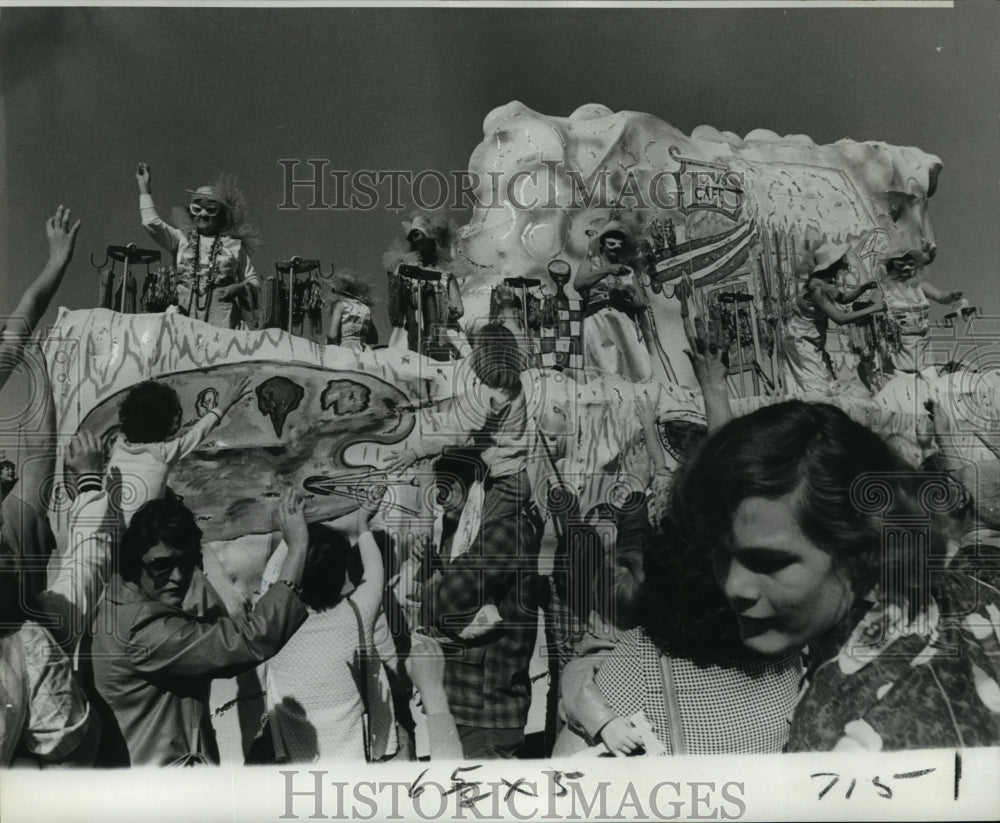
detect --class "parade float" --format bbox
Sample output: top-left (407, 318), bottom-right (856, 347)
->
top-left (40, 102), bottom-right (997, 758)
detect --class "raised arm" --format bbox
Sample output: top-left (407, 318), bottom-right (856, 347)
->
top-left (635, 390), bottom-right (668, 474)
top-left (350, 494), bottom-right (387, 620)
top-left (136, 162), bottom-right (184, 254)
top-left (560, 623), bottom-right (632, 747)
top-left (390, 536), bottom-right (428, 633)
top-left (382, 389), bottom-right (489, 474)
top-left (681, 305), bottom-right (732, 433)
top-left (0, 206), bottom-right (81, 395)
top-left (37, 432), bottom-right (112, 652)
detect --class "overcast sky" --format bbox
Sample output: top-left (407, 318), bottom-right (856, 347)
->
top-left (1, 2), bottom-right (998, 335)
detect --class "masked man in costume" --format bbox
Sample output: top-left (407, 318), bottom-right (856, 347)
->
top-left (135, 163), bottom-right (260, 330)
top-left (573, 220), bottom-right (652, 382)
top-left (385, 215), bottom-right (468, 360)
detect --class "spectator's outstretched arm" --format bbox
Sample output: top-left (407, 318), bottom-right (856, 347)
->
top-left (126, 582), bottom-right (308, 680)
top-left (383, 393), bottom-right (486, 475)
top-left (635, 390), bottom-right (668, 474)
top-left (0, 206), bottom-right (80, 395)
top-left (351, 493), bottom-right (387, 624)
top-left (39, 432), bottom-right (112, 652)
top-left (389, 536), bottom-right (427, 633)
top-left (161, 374), bottom-right (252, 464)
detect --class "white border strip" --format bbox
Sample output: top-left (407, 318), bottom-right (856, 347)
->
top-left (0, 1), bottom-right (957, 9)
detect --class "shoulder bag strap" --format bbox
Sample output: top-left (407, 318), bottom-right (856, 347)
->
top-left (658, 653), bottom-right (687, 756)
top-left (346, 596), bottom-right (373, 761)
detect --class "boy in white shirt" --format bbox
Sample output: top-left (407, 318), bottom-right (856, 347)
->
top-left (106, 375), bottom-right (251, 524)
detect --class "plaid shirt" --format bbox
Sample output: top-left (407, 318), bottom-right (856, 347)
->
top-left (423, 473), bottom-right (542, 730)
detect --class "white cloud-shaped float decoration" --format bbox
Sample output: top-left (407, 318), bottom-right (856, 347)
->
top-left (453, 101), bottom-right (944, 390)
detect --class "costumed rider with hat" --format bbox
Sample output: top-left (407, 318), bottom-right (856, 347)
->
top-left (136, 162), bottom-right (260, 330)
top-left (573, 220), bottom-right (652, 382)
top-left (879, 245), bottom-right (962, 374)
top-left (782, 241), bottom-right (885, 395)
top-left (386, 214), bottom-right (467, 360)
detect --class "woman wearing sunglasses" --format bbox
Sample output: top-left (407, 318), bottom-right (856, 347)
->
top-left (91, 489), bottom-right (310, 766)
top-left (135, 162), bottom-right (260, 329)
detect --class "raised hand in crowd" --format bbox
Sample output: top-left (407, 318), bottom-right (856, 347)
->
top-left (276, 488), bottom-right (309, 585)
top-left (46, 205), bottom-right (82, 271)
top-left (635, 389), bottom-right (669, 475)
top-left (64, 431), bottom-right (103, 493)
top-left (0, 206), bottom-right (81, 394)
top-left (397, 536), bottom-right (427, 591)
top-left (356, 483), bottom-right (387, 535)
top-left (682, 311), bottom-right (732, 433)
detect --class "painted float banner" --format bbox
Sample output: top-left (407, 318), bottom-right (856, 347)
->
top-left (43, 307), bottom-right (707, 544)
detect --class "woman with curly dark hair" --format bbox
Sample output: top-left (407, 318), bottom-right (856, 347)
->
top-left (672, 399), bottom-right (1000, 751)
top-left (584, 512), bottom-right (803, 755)
top-left (558, 319), bottom-right (801, 757)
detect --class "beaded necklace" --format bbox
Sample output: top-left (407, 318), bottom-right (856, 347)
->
top-left (183, 232), bottom-right (223, 320)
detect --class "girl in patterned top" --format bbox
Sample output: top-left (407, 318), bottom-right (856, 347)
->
top-left (567, 513), bottom-right (803, 756)
top-left (673, 399), bottom-right (1000, 751)
top-left (557, 318), bottom-right (801, 757)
